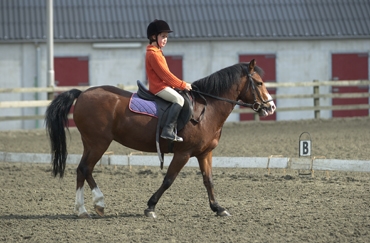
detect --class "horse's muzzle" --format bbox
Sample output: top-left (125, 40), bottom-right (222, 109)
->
top-left (258, 100), bottom-right (276, 117)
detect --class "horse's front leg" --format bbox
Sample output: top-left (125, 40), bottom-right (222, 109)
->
top-left (144, 153), bottom-right (189, 218)
top-left (197, 152), bottom-right (231, 216)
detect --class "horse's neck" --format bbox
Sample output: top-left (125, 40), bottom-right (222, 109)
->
top-left (194, 88), bottom-right (240, 125)
top-left (207, 99), bottom-right (236, 125)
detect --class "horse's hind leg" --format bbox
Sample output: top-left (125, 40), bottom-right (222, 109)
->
top-left (75, 139), bottom-right (111, 218)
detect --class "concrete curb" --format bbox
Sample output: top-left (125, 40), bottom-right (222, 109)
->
top-left (1, 151), bottom-right (369, 172)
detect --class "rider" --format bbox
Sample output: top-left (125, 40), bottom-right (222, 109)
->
top-left (146, 19), bottom-right (192, 142)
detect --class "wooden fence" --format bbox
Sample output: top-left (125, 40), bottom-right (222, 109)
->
top-left (0, 80), bottom-right (369, 121)
top-left (264, 80), bottom-right (370, 119)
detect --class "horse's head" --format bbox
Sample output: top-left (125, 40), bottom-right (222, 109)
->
top-left (240, 59), bottom-right (276, 117)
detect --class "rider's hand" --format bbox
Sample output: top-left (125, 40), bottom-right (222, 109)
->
top-left (185, 83), bottom-right (192, 91)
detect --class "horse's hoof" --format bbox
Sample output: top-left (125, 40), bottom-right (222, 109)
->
top-left (94, 205), bottom-right (105, 217)
top-left (144, 209), bottom-right (157, 218)
top-left (218, 210), bottom-right (231, 217)
top-left (78, 212), bottom-right (91, 219)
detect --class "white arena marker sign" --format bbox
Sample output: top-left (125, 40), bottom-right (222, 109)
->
top-left (300, 140), bottom-right (311, 156)
top-left (299, 132), bottom-right (311, 157)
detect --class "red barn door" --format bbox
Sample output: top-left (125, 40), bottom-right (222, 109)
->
top-left (332, 53), bottom-right (368, 117)
top-left (54, 57), bottom-right (89, 126)
top-left (165, 55), bottom-right (183, 79)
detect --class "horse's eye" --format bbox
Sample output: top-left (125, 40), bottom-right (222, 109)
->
top-left (256, 81), bottom-right (263, 87)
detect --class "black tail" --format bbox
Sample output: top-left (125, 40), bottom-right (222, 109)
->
top-left (45, 89), bottom-right (82, 178)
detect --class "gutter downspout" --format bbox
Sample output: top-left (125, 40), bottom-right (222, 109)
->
top-left (35, 43), bottom-right (41, 128)
top-left (46, 0), bottom-right (54, 100)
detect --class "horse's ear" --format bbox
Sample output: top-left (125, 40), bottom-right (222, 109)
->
top-left (249, 59), bottom-right (256, 70)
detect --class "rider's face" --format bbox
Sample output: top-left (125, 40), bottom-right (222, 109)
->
top-left (156, 32), bottom-right (169, 48)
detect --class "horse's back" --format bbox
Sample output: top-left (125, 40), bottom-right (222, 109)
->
top-left (84, 85), bottom-right (132, 98)
top-left (73, 86), bottom-right (131, 128)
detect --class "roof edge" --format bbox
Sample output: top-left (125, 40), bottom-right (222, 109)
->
top-left (1, 36), bottom-right (370, 44)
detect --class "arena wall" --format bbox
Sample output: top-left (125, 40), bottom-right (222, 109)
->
top-left (0, 39), bottom-right (369, 129)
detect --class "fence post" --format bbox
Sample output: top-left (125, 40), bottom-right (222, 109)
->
top-left (47, 90), bottom-right (54, 101)
top-left (254, 111), bottom-right (260, 121)
top-left (313, 80), bottom-right (320, 119)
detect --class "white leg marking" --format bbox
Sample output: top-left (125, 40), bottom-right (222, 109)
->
top-left (92, 186), bottom-right (105, 208)
top-left (75, 186), bottom-right (88, 216)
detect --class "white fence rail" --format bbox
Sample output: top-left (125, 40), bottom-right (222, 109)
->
top-left (0, 80), bottom-right (369, 121)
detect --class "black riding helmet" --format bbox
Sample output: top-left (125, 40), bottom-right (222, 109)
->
top-left (147, 19), bottom-right (173, 45)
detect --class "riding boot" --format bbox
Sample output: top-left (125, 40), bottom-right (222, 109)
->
top-left (161, 103), bottom-right (183, 142)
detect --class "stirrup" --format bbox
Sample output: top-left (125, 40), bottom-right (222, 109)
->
top-left (173, 135), bottom-right (183, 142)
top-left (172, 128), bottom-right (183, 142)
top-left (161, 133), bottom-right (183, 142)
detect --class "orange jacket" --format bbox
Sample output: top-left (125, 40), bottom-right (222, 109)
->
top-left (145, 45), bottom-right (186, 94)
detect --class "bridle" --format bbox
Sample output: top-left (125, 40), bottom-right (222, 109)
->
top-left (241, 70), bottom-right (274, 111)
top-left (191, 65), bottom-right (273, 112)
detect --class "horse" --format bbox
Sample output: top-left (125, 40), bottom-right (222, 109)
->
top-left (45, 59), bottom-right (276, 218)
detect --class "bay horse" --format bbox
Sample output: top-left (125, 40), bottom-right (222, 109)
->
top-left (45, 59), bottom-right (276, 218)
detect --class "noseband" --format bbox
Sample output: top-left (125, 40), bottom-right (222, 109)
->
top-left (191, 65), bottom-right (273, 112)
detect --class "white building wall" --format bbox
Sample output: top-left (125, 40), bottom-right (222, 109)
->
top-left (0, 39), bottom-right (369, 130)
top-left (0, 44), bottom-right (27, 130)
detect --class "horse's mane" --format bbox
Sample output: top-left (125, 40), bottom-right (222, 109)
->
top-left (192, 63), bottom-right (264, 96)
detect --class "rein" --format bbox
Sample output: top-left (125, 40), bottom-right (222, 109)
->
top-left (191, 88), bottom-right (261, 111)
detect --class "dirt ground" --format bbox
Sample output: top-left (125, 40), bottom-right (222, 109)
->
top-left (1, 117), bottom-right (370, 242)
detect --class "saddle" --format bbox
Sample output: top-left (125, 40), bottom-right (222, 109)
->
top-left (134, 80), bottom-right (193, 168)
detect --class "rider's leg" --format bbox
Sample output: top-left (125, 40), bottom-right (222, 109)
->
top-left (156, 87), bottom-right (184, 142)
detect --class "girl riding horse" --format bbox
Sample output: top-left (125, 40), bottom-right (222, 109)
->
top-left (146, 19), bottom-right (192, 142)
